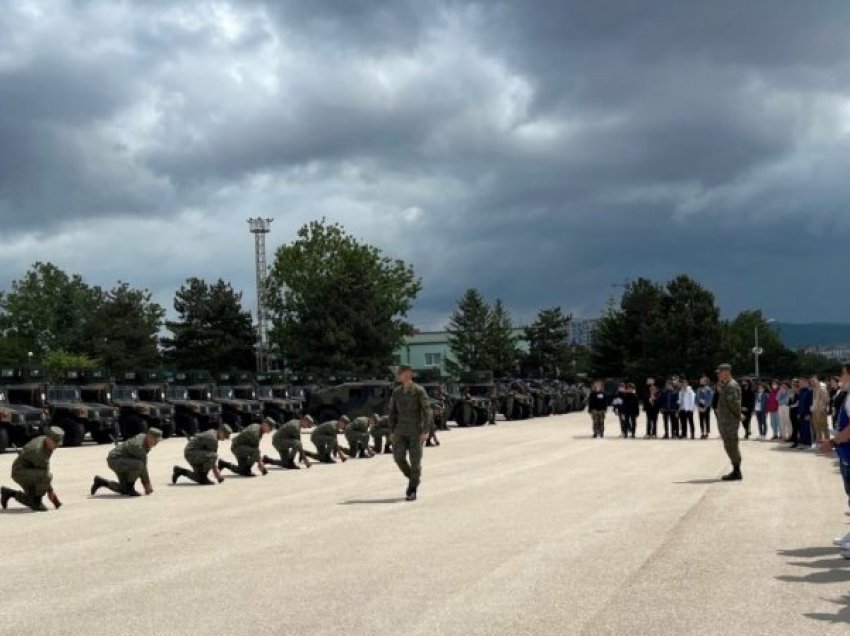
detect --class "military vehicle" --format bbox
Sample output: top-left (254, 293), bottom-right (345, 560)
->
top-left (447, 371), bottom-right (497, 427)
top-left (4, 369), bottom-right (117, 446)
top-left (144, 371), bottom-right (223, 437)
top-left (0, 369), bottom-right (47, 452)
top-left (207, 372), bottom-right (263, 430)
top-left (496, 379), bottom-right (533, 420)
top-left (255, 372), bottom-right (302, 425)
top-left (307, 381), bottom-right (392, 422)
top-left (82, 370), bottom-right (176, 439)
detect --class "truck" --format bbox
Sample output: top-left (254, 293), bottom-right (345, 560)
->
top-left (81, 370), bottom-right (176, 439)
top-left (255, 372), bottom-right (302, 425)
top-left (0, 369), bottom-right (47, 452)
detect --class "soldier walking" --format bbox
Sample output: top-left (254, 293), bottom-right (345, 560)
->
top-left (389, 365), bottom-right (432, 502)
top-left (91, 428), bottom-right (163, 496)
top-left (343, 415), bottom-right (375, 458)
top-left (172, 424), bottom-right (232, 485)
top-left (304, 416), bottom-right (349, 463)
top-left (1, 426), bottom-right (65, 512)
top-left (264, 415), bottom-right (313, 469)
top-left (218, 418), bottom-right (272, 477)
top-left (716, 364), bottom-right (743, 481)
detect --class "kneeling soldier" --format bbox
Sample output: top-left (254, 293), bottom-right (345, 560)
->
top-left (343, 415), bottom-right (375, 458)
top-left (264, 414), bottom-right (313, 469)
top-left (218, 418), bottom-right (272, 477)
top-left (172, 424), bottom-right (233, 485)
top-left (1, 426), bottom-right (65, 512)
top-left (370, 415), bottom-right (393, 454)
top-left (305, 416), bottom-right (348, 464)
top-left (91, 428), bottom-right (162, 497)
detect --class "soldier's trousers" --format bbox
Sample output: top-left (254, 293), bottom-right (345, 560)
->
top-left (719, 421), bottom-right (741, 467)
top-left (222, 448), bottom-right (259, 475)
top-left (11, 468), bottom-right (51, 506)
top-left (182, 451), bottom-right (217, 483)
top-left (343, 433), bottom-right (370, 457)
top-left (393, 433), bottom-right (423, 489)
top-left (105, 457), bottom-right (145, 493)
top-left (371, 431), bottom-right (391, 453)
top-left (272, 439), bottom-right (302, 467)
top-left (590, 411), bottom-right (605, 436)
top-left (305, 439), bottom-right (335, 462)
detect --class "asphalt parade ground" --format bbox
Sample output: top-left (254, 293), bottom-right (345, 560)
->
top-left (1, 412), bottom-right (848, 635)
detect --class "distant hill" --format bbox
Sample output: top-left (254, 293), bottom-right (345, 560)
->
top-left (775, 322), bottom-right (850, 349)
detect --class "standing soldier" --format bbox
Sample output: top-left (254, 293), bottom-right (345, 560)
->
top-left (305, 416), bottom-right (349, 464)
top-left (264, 415), bottom-right (314, 469)
top-left (172, 424), bottom-right (233, 485)
top-left (1, 426), bottom-right (65, 512)
top-left (343, 415), bottom-right (375, 458)
top-left (218, 418), bottom-right (272, 477)
top-left (370, 415), bottom-right (393, 454)
top-left (389, 365), bottom-right (432, 502)
top-left (716, 364), bottom-right (743, 481)
top-left (91, 428), bottom-right (163, 497)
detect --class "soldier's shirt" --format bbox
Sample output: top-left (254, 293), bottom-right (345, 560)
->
top-left (13, 436), bottom-right (53, 472)
top-left (311, 421), bottom-right (338, 443)
top-left (232, 423), bottom-right (262, 452)
top-left (186, 429), bottom-right (219, 455)
top-left (348, 417), bottom-right (370, 433)
top-left (717, 379), bottom-right (742, 425)
top-left (108, 433), bottom-right (152, 482)
top-left (388, 383), bottom-right (432, 436)
top-left (273, 420), bottom-right (301, 443)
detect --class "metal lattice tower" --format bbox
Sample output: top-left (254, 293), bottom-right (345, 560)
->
top-left (248, 217), bottom-right (273, 372)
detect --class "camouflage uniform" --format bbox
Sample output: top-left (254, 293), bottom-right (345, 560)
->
top-left (270, 419), bottom-right (306, 468)
top-left (220, 423), bottom-right (264, 476)
top-left (343, 417), bottom-right (372, 458)
top-left (3, 435), bottom-right (58, 510)
top-left (389, 383), bottom-right (432, 493)
top-left (103, 432), bottom-right (155, 495)
top-left (306, 421), bottom-right (341, 462)
top-left (371, 415), bottom-right (393, 454)
top-left (174, 429), bottom-right (221, 484)
top-left (717, 378), bottom-right (743, 468)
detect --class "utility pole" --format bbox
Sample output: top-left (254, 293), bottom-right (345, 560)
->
top-left (247, 218), bottom-right (273, 373)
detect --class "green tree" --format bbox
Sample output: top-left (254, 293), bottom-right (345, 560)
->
top-left (484, 299), bottom-right (519, 376)
top-left (87, 282), bottom-right (165, 372)
top-left (162, 278), bottom-right (256, 373)
top-left (720, 310), bottom-right (798, 378)
top-left (523, 307), bottom-right (572, 378)
top-left (43, 350), bottom-right (97, 378)
top-left (445, 288), bottom-right (492, 377)
top-left (266, 219), bottom-right (421, 378)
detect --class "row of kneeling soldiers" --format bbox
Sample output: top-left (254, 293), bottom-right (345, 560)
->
top-left (0, 412), bottom-right (425, 511)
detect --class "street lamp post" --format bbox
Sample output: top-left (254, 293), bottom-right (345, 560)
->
top-left (752, 319), bottom-right (776, 379)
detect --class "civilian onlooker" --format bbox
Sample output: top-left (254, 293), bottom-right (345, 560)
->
top-left (678, 378), bottom-right (696, 439)
top-left (587, 380), bottom-right (608, 439)
top-left (818, 363), bottom-right (850, 558)
top-left (788, 379), bottom-right (801, 448)
top-left (766, 380), bottom-right (781, 440)
top-left (644, 382), bottom-right (660, 438)
top-left (798, 378), bottom-right (814, 449)
top-left (696, 376), bottom-right (714, 439)
top-left (778, 381), bottom-right (792, 440)
top-left (660, 380), bottom-right (679, 439)
top-left (612, 383), bottom-right (626, 437)
top-left (740, 379), bottom-right (755, 439)
top-left (621, 383), bottom-right (640, 439)
top-left (754, 382), bottom-right (768, 439)
top-left (812, 375), bottom-right (831, 446)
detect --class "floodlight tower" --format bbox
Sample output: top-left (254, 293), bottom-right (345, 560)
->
top-left (248, 217), bottom-right (273, 373)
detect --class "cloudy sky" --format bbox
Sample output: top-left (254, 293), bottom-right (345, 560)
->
top-left (2, 1), bottom-right (849, 330)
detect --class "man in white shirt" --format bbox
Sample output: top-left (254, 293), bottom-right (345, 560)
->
top-left (678, 378), bottom-right (696, 439)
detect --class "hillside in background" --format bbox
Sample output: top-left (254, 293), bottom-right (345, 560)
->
top-left (775, 322), bottom-right (850, 349)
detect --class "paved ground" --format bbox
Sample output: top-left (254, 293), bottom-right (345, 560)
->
top-left (1, 413), bottom-right (849, 635)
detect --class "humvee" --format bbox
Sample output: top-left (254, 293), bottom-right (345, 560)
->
top-left (307, 381), bottom-right (392, 422)
top-left (159, 371), bottom-right (223, 436)
top-left (255, 372), bottom-right (302, 425)
top-left (496, 379), bottom-right (533, 420)
top-left (0, 369), bottom-right (47, 452)
top-left (82, 370), bottom-right (176, 439)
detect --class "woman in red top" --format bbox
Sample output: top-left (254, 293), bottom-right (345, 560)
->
top-left (767, 380), bottom-right (781, 440)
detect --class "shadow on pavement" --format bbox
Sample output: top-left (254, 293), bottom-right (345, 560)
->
top-left (674, 479), bottom-right (722, 485)
top-left (778, 547), bottom-right (850, 624)
top-left (339, 498), bottom-right (407, 505)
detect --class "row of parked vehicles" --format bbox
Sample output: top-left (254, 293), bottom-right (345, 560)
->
top-left (0, 367), bottom-right (590, 453)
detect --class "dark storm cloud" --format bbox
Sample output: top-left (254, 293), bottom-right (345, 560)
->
top-left (1, 0), bottom-right (849, 327)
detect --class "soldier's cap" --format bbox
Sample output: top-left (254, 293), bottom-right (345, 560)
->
top-left (46, 426), bottom-right (65, 443)
top-left (262, 416), bottom-right (277, 427)
top-left (340, 414), bottom-right (351, 423)
top-left (219, 424), bottom-right (233, 435)
top-left (397, 364), bottom-right (413, 373)
top-left (148, 427), bottom-right (164, 440)
top-left (716, 363), bottom-right (732, 372)
top-left (302, 414), bottom-right (314, 424)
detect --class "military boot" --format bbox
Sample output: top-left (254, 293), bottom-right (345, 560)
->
top-left (90, 476), bottom-right (106, 496)
top-left (1, 486), bottom-right (17, 510)
top-left (721, 465), bottom-right (743, 481)
top-left (28, 496), bottom-right (48, 512)
top-left (122, 484), bottom-right (141, 496)
top-left (262, 455), bottom-right (283, 468)
top-left (172, 466), bottom-right (183, 485)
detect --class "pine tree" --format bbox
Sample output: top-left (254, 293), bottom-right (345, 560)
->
top-left (445, 289), bottom-right (492, 377)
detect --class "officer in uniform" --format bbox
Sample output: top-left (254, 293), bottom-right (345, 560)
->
top-left (305, 415), bottom-right (349, 463)
top-left (343, 415), bottom-right (375, 458)
top-left (370, 414), bottom-right (393, 454)
top-left (389, 365), bottom-right (432, 501)
top-left (172, 424), bottom-right (233, 485)
top-left (218, 418), bottom-right (273, 477)
top-left (91, 428), bottom-right (163, 496)
top-left (716, 363), bottom-right (743, 481)
top-left (263, 415), bottom-right (313, 469)
top-left (1, 426), bottom-right (65, 512)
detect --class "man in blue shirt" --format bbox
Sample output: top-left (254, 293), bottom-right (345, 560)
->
top-left (696, 376), bottom-right (714, 440)
top-left (797, 380), bottom-right (814, 448)
top-left (820, 362), bottom-right (850, 557)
